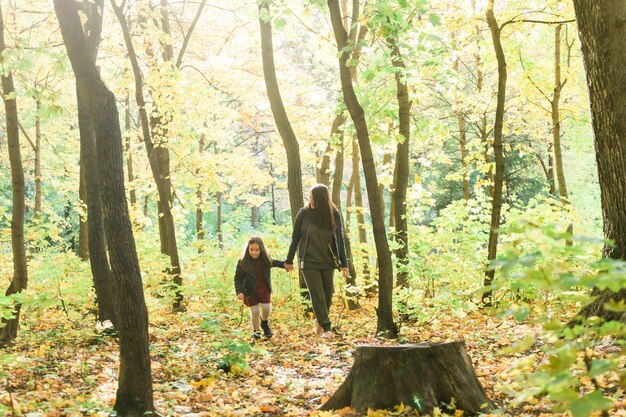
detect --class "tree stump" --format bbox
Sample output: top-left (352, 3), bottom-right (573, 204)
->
top-left (320, 342), bottom-right (495, 415)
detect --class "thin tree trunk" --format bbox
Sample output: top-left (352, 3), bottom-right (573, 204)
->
top-left (452, 57), bottom-right (470, 200)
top-left (252, 206), bottom-right (260, 228)
top-left (55, 2), bottom-right (154, 413)
top-left (548, 142), bottom-right (555, 194)
top-left (111, 0), bottom-right (183, 311)
top-left (258, 1), bottom-right (303, 222)
top-left (551, 24), bottom-right (573, 245)
top-left (125, 90), bottom-right (136, 207)
top-left (216, 191), bottom-right (223, 249)
top-left (389, 42), bottom-right (411, 289)
top-left (352, 135), bottom-right (372, 287)
top-left (483, 0), bottom-right (507, 306)
top-left (329, 0), bottom-right (397, 337)
top-left (34, 100), bottom-right (42, 216)
top-left (570, 0), bottom-right (626, 323)
top-left (331, 125), bottom-right (345, 206)
top-left (0, 2), bottom-right (28, 345)
top-left (473, 6), bottom-right (493, 196)
top-left (79, 163), bottom-right (89, 260)
top-left (196, 134), bottom-right (206, 253)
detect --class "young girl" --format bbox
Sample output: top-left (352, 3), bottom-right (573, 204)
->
top-left (234, 237), bottom-right (286, 340)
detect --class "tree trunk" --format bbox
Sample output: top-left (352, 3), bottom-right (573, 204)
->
top-left (390, 42), bottom-right (411, 289)
top-left (452, 56), bottom-right (470, 200)
top-left (320, 342), bottom-right (495, 414)
top-left (352, 135), bottom-right (372, 287)
top-left (34, 100), bottom-right (42, 217)
top-left (125, 90), bottom-right (136, 207)
top-left (55, 1), bottom-right (154, 414)
top-left (76, 0), bottom-right (116, 326)
top-left (196, 134), bottom-right (206, 253)
top-left (548, 142), bottom-right (556, 194)
top-left (111, 0), bottom-right (183, 311)
top-left (0, 2), bottom-right (28, 345)
top-left (216, 191), bottom-right (223, 249)
top-left (571, 0), bottom-right (626, 322)
top-left (331, 118), bottom-right (346, 206)
top-left (329, 0), bottom-right (397, 337)
top-left (78, 165), bottom-right (90, 260)
top-left (251, 205), bottom-right (260, 228)
top-left (258, 1), bottom-right (304, 222)
top-left (474, 14), bottom-right (493, 196)
top-left (551, 24), bottom-right (573, 245)
top-left (483, 0), bottom-right (507, 306)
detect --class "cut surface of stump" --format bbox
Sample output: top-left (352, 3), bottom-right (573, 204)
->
top-left (320, 341), bottom-right (495, 415)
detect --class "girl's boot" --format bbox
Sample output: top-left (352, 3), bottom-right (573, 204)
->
top-left (260, 320), bottom-right (273, 338)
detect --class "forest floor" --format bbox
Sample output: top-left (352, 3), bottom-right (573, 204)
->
top-left (0, 288), bottom-right (624, 417)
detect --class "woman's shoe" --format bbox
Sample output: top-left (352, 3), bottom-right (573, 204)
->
top-left (320, 331), bottom-right (333, 340)
top-left (313, 319), bottom-right (324, 336)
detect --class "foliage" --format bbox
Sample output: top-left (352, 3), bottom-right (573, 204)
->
top-left (494, 222), bottom-right (625, 417)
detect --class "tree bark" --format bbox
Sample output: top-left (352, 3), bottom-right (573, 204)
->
top-left (196, 134), bottom-right (206, 253)
top-left (329, 0), bottom-right (397, 337)
top-left (258, 1), bottom-right (304, 222)
top-left (76, 0), bottom-right (116, 325)
top-left (483, 0), bottom-right (507, 306)
top-left (55, 1), bottom-right (154, 414)
top-left (452, 56), bottom-right (470, 200)
top-left (390, 42), bottom-right (411, 289)
top-left (551, 24), bottom-right (573, 245)
top-left (78, 165), bottom-right (89, 260)
top-left (0, 2), bottom-right (28, 345)
top-left (125, 90), bottom-right (136, 207)
top-left (571, 0), bottom-right (626, 322)
top-left (320, 342), bottom-right (495, 414)
top-left (34, 100), bottom-right (42, 217)
top-left (352, 135), bottom-right (372, 287)
top-left (472, 6), bottom-right (493, 196)
top-left (111, 0), bottom-right (183, 311)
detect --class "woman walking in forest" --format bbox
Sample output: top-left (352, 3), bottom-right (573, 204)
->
top-left (234, 236), bottom-right (286, 340)
top-left (284, 184), bottom-right (349, 340)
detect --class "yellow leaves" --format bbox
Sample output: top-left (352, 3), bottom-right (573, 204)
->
top-left (191, 377), bottom-right (216, 390)
top-left (36, 343), bottom-right (51, 356)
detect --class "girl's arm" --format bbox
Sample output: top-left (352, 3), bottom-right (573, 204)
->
top-left (271, 259), bottom-right (286, 269)
top-left (233, 262), bottom-right (246, 295)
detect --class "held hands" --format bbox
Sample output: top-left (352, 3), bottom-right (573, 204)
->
top-left (237, 293), bottom-right (244, 301)
top-left (342, 267), bottom-right (349, 278)
top-left (284, 263), bottom-right (294, 272)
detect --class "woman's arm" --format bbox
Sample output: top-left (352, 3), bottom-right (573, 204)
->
top-left (334, 209), bottom-right (348, 268)
top-left (285, 208), bottom-right (306, 264)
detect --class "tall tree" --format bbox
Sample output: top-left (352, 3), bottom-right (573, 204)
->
top-left (328, 0), bottom-right (397, 337)
top-left (258, 0), bottom-right (304, 221)
top-left (551, 24), bottom-right (573, 245)
top-left (0, 2), bottom-right (28, 346)
top-left (571, 0), bottom-right (626, 322)
top-left (110, 0), bottom-right (190, 311)
top-left (75, 0), bottom-right (116, 325)
top-left (389, 40), bottom-right (411, 289)
top-left (482, 0), bottom-right (507, 306)
top-left (55, 1), bottom-right (154, 414)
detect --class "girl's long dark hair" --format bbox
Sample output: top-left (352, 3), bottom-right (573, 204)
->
top-left (240, 236), bottom-right (272, 270)
top-left (309, 184), bottom-right (336, 230)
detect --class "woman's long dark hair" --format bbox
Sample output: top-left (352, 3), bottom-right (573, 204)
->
top-left (240, 236), bottom-right (272, 270)
top-left (309, 184), bottom-right (336, 230)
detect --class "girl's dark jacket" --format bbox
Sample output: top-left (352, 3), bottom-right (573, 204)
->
top-left (285, 207), bottom-right (348, 269)
top-left (234, 259), bottom-right (285, 299)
